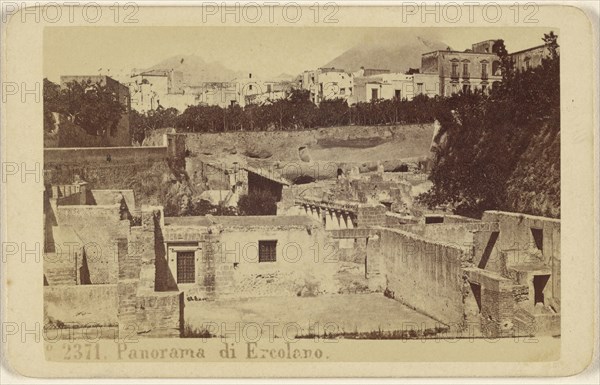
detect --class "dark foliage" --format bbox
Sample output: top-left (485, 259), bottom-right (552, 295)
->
top-left (238, 190), bottom-right (278, 215)
top-left (130, 88), bottom-right (439, 134)
top-left (43, 78), bottom-right (124, 137)
top-left (418, 33), bottom-right (560, 218)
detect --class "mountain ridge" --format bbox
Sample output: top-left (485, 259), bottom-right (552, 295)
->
top-left (322, 35), bottom-right (449, 73)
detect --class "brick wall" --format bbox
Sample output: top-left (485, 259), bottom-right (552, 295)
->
top-left (356, 204), bottom-right (387, 227)
top-left (134, 293), bottom-right (182, 338)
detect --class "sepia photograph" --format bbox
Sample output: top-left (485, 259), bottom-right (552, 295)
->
top-left (42, 25), bottom-right (561, 342)
top-left (1, 2), bottom-right (597, 380)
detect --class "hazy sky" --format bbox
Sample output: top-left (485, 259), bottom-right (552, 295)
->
top-left (44, 26), bottom-right (554, 82)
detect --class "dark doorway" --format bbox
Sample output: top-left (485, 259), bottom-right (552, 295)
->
top-left (371, 88), bottom-right (378, 100)
top-left (531, 228), bottom-right (543, 251)
top-left (478, 231), bottom-right (499, 269)
top-left (79, 250), bottom-right (91, 285)
top-left (425, 216), bottom-right (444, 224)
top-left (533, 274), bottom-right (550, 305)
top-left (469, 282), bottom-right (482, 312)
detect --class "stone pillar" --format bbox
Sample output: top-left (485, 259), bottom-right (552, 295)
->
top-left (325, 210), bottom-right (333, 230)
top-left (78, 182), bottom-right (88, 205)
top-left (136, 207), bottom-right (159, 292)
top-left (365, 233), bottom-right (385, 291)
top-left (340, 212), bottom-right (354, 248)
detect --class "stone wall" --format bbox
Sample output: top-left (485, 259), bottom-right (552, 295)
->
top-left (385, 212), bottom-right (418, 227)
top-left (399, 222), bottom-right (498, 247)
top-left (163, 223), bottom-right (337, 299)
top-left (463, 268), bottom-right (521, 337)
top-left (45, 147), bottom-right (167, 165)
top-left (44, 148), bottom-right (172, 206)
top-left (54, 205), bottom-right (130, 284)
top-left (185, 158), bottom-right (242, 192)
top-left (44, 284), bottom-right (118, 328)
top-left (44, 200), bottom-right (184, 338)
top-left (375, 228), bottom-right (472, 326)
top-left (477, 211), bottom-right (560, 304)
top-left (356, 204), bottom-right (387, 227)
top-left (118, 207), bottom-right (183, 338)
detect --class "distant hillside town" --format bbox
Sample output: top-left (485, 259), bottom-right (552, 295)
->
top-left (120, 38), bottom-right (553, 113)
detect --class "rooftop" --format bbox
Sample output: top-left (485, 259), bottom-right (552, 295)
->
top-left (91, 189), bottom-right (136, 210)
top-left (164, 215), bottom-right (318, 228)
top-left (243, 165), bottom-right (291, 186)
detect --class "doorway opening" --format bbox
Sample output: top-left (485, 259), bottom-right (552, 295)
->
top-left (533, 274), bottom-right (550, 305)
top-left (469, 282), bottom-right (482, 312)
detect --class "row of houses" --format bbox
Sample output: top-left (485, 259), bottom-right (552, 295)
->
top-left (300, 39), bottom-right (554, 104)
top-left (55, 39), bottom-right (554, 125)
top-left (127, 70), bottom-right (295, 112)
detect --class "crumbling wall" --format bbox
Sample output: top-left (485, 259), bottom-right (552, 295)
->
top-left (376, 228), bottom-right (472, 326)
top-left (385, 212), bottom-right (418, 227)
top-left (44, 148), bottom-right (173, 206)
top-left (356, 204), bottom-right (387, 227)
top-left (186, 158), bottom-right (239, 192)
top-left (478, 211), bottom-right (560, 304)
top-left (463, 268), bottom-right (520, 337)
top-left (118, 207), bottom-right (183, 338)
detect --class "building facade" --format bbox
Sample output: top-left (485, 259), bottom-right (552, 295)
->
top-left (509, 44), bottom-right (556, 71)
top-left (300, 67), bottom-right (354, 104)
top-left (420, 39), bottom-right (503, 96)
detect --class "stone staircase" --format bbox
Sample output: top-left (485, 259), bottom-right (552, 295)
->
top-left (44, 254), bottom-right (77, 285)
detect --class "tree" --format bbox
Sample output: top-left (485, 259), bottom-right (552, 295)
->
top-left (43, 78), bottom-right (62, 132)
top-left (542, 31), bottom-right (559, 60)
top-left (131, 107), bottom-right (179, 143)
top-left (318, 98), bottom-right (349, 127)
top-left (58, 79), bottom-right (125, 137)
top-left (418, 32), bottom-right (560, 218)
top-left (492, 39), bottom-right (513, 82)
top-left (238, 190), bottom-right (278, 215)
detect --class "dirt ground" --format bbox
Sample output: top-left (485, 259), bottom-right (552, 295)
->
top-left (184, 293), bottom-right (442, 339)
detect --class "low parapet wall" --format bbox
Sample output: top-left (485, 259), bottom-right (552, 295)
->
top-left (399, 222), bottom-right (499, 247)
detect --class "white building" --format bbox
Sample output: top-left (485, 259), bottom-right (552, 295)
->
top-left (300, 68), bottom-right (354, 104)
